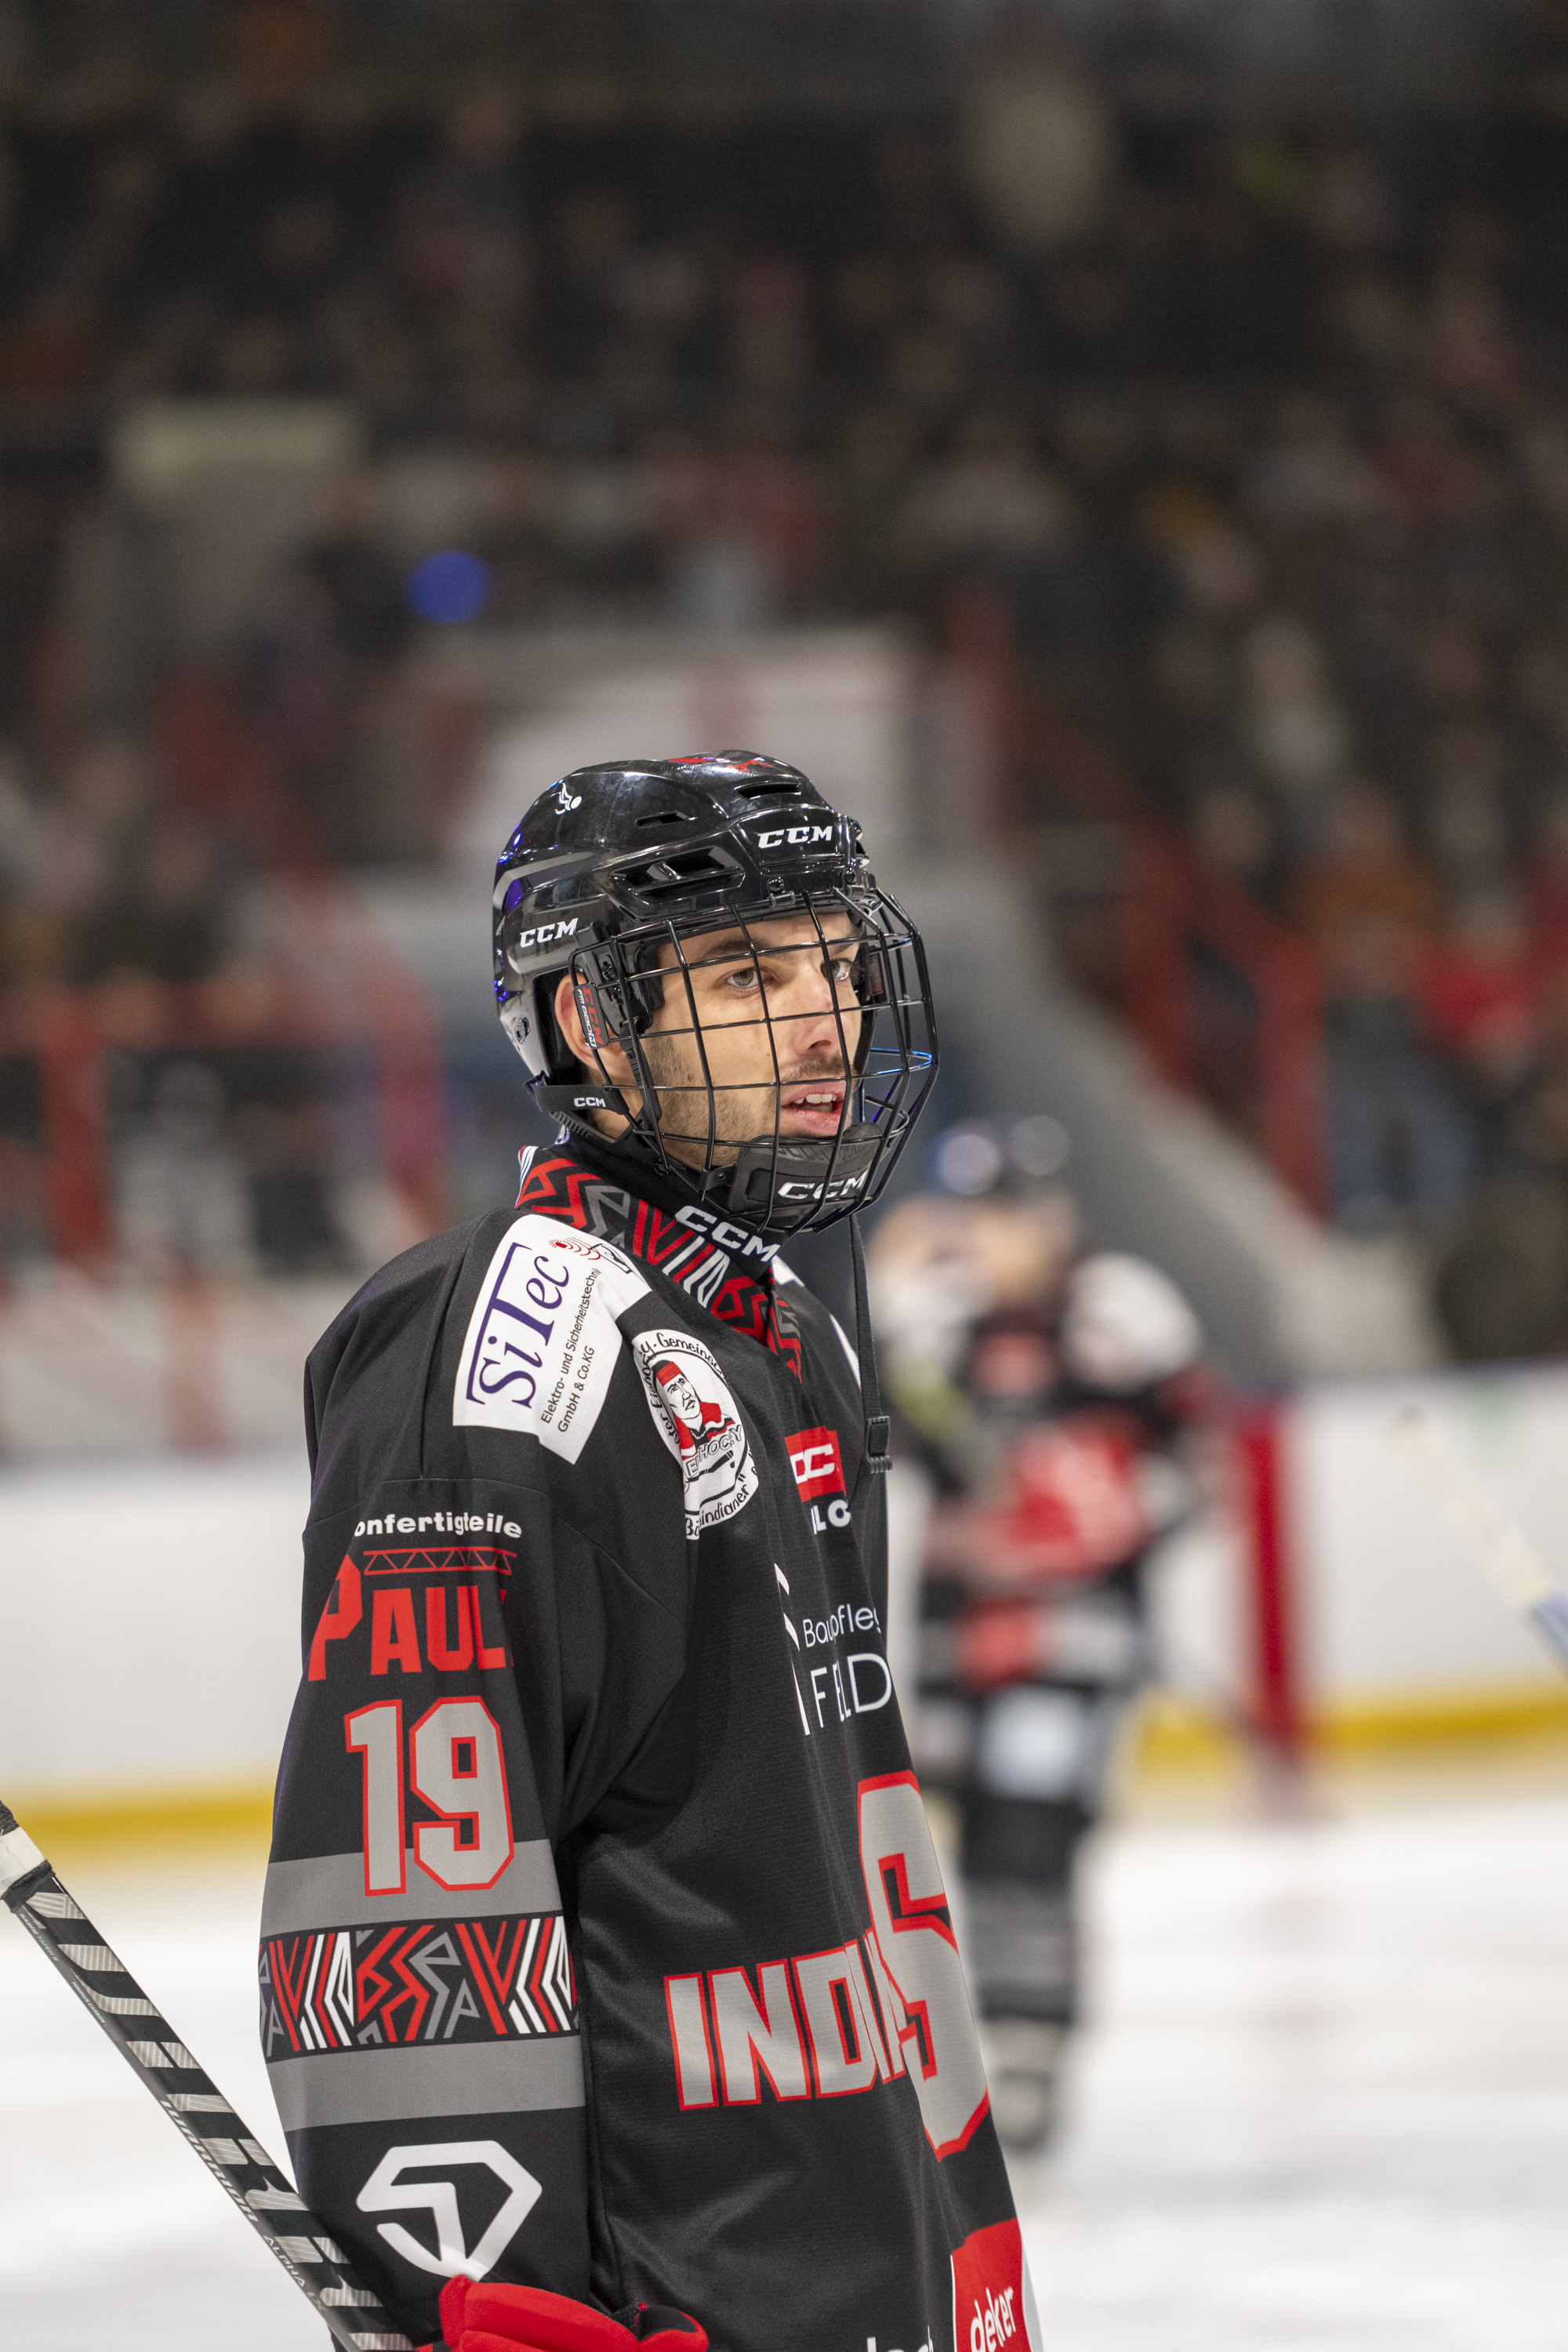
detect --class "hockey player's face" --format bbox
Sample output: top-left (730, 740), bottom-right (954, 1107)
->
top-left (559, 912), bottom-right (862, 1167)
top-left (640, 913), bottom-right (862, 1163)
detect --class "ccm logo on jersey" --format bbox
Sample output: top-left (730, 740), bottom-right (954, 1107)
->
top-left (788, 1425), bottom-right (851, 1531)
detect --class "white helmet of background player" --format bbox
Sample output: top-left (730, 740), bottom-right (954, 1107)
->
top-left (1058, 1254), bottom-right (1201, 1393)
top-left (492, 750), bottom-right (938, 1234)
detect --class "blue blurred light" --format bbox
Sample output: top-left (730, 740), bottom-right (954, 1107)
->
top-left (408, 549), bottom-right (491, 625)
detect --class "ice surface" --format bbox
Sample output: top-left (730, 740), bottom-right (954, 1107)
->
top-left (0, 1849), bottom-right (318, 2349)
top-left (1022, 1788), bottom-right (1568, 2350)
top-left (4, 1787), bottom-right (1568, 2348)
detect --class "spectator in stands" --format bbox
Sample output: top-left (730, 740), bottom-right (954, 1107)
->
top-left (545, 188), bottom-right (637, 381)
top-left (0, 742), bottom-right (45, 982)
top-left (100, 815), bottom-right (223, 986)
top-left (1240, 615), bottom-right (1352, 833)
top-left (1301, 136), bottom-right (1400, 260)
top-left (1419, 885), bottom-right (1543, 1148)
top-left (117, 1058), bottom-right (251, 1279)
top-left (1432, 1000), bottom-right (1568, 1359)
top-left (231, 1071), bottom-right (351, 1277)
top-left (710, 400), bottom-right (826, 615)
top-left (1242, 394), bottom-right (1388, 536)
top-left (1318, 907), bottom-right (1475, 1233)
top-left (30, 737), bottom-right (148, 983)
top-left (1527, 791), bottom-right (1568, 971)
top-left (662, 410), bottom-right (801, 635)
top-left (1427, 771), bottom-right (1512, 900)
top-left (1141, 483), bottom-right (1261, 629)
top-left (5, 29), bottom-right (1568, 1345)
top-left (826, 405), bottom-right (922, 612)
top-left (727, 254), bottom-right (814, 398)
top-left (249, 472), bottom-right (417, 861)
top-left (1295, 784), bottom-right (1469, 1229)
top-left (1294, 779), bottom-right (1438, 944)
top-left (902, 412), bottom-right (1075, 633)
top-left (1188, 775), bottom-right (1280, 904)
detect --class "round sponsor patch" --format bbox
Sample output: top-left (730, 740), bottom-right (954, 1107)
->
top-left (633, 1329), bottom-right (758, 1539)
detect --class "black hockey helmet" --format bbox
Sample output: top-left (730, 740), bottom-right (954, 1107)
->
top-left (493, 750), bottom-right (938, 1233)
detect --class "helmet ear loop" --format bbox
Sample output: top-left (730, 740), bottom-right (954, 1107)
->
top-left (867, 909), bottom-right (939, 1148)
top-left (623, 939), bottom-right (666, 1036)
top-left (831, 909), bottom-right (878, 1125)
top-left (569, 949), bottom-right (652, 1142)
top-left (871, 938), bottom-right (916, 1130)
top-left (852, 931), bottom-right (895, 1110)
top-left (832, 900), bottom-right (921, 1171)
top-left (616, 938), bottom-right (677, 1165)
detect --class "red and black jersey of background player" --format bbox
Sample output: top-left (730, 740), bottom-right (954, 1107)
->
top-left (515, 1144), bottom-right (805, 1382)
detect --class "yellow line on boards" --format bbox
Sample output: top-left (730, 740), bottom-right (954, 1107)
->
top-left (1316, 1685), bottom-right (1568, 1751)
top-left (5, 1783), bottom-right (274, 1856)
top-left (1134, 1682), bottom-right (1568, 1772)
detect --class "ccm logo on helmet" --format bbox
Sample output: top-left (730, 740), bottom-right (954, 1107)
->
top-left (755, 823), bottom-right (835, 849)
top-left (514, 917), bottom-right (579, 949)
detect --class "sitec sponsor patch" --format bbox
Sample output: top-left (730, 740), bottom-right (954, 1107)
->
top-left (453, 1216), bottom-right (648, 1461)
top-left (787, 1425), bottom-right (844, 1501)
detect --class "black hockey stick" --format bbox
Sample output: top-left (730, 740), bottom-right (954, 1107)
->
top-left (0, 1796), bottom-right (413, 2352)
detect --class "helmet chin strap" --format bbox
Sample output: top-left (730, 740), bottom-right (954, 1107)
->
top-left (535, 1086), bottom-right (743, 1210)
top-left (535, 1083), bottom-right (887, 1237)
top-left (723, 1124), bottom-right (882, 1229)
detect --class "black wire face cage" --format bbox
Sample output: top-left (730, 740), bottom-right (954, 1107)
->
top-left (565, 881), bottom-right (938, 1236)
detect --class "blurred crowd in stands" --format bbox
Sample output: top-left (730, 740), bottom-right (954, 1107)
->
top-left (3, 2), bottom-right (1568, 1348)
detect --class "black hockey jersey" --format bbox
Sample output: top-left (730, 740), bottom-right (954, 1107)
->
top-left (262, 1138), bottom-right (1036, 2352)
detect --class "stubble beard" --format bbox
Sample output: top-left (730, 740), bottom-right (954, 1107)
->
top-left (638, 1026), bottom-right (850, 1171)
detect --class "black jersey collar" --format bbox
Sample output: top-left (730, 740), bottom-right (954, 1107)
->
top-left (514, 1132), bottom-right (804, 1381)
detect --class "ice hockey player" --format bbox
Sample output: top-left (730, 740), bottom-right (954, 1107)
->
top-left (262, 753), bottom-right (1040, 2352)
top-left (870, 1116), bottom-right (1206, 2153)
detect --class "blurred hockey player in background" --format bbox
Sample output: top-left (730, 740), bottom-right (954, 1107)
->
top-left (870, 1116), bottom-right (1207, 2151)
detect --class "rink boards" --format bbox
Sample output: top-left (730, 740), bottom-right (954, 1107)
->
top-left (6, 1361), bottom-right (1568, 1820)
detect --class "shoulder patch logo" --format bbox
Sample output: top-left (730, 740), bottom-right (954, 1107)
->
top-left (454, 1216), bottom-right (648, 1461)
top-left (633, 1329), bottom-right (758, 1539)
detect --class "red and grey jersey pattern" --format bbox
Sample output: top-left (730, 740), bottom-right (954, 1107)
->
top-left (263, 1139), bottom-right (1035, 2352)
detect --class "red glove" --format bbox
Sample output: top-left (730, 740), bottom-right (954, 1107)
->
top-left (432, 2278), bottom-right (708, 2352)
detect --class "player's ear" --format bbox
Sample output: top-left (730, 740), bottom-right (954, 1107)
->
top-left (555, 967), bottom-right (636, 1092)
top-left (554, 968), bottom-right (590, 1063)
